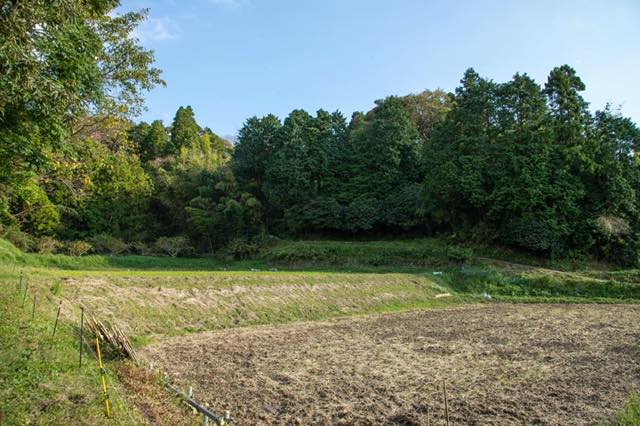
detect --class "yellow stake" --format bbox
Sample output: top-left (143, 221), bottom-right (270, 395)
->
top-left (96, 338), bottom-right (111, 418)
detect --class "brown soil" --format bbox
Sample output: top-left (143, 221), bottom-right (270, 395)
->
top-left (115, 363), bottom-right (194, 426)
top-left (141, 304), bottom-right (640, 425)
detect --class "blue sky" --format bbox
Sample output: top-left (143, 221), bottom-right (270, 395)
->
top-left (119, 0), bottom-right (640, 137)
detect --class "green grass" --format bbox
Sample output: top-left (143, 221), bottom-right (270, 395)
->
top-left (0, 269), bottom-right (144, 425)
top-left (439, 265), bottom-right (640, 301)
top-left (0, 238), bottom-right (264, 271)
top-left (607, 393), bottom-right (640, 425)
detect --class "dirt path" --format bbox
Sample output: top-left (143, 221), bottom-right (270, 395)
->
top-left (141, 304), bottom-right (640, 425)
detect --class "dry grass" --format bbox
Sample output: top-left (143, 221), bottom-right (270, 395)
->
top-left (141, 304), bottom-right (640, 425)
top-left (58, 271), bottom-right (456, 339)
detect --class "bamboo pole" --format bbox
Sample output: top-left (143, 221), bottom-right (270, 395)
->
top-left (79, 307), bottom-right (84, 368)
top-left (31, 294), bottom-right (37, 321)
top-left (52, 303), bottom-right (61, 337)
top-left (443, 379), bottom-right (450, 426)
top-left (96, 338), bottom-right (111, 418)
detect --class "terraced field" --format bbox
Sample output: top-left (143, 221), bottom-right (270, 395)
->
top-left (143, 304), bottom-right (640, 425)
top-left (3, 238), bottom-right (640, 424)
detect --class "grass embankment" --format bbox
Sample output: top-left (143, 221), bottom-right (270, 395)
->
top-left (58, 270), bottom-right (460, 343)
top-left (268, 239), bottom-right (640, 303)
top-left (0, 266), bottom-right (146, 425)
top-left (0, 238), bottom-right (262, 271)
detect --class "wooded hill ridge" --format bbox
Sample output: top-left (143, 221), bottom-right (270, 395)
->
top-left (1, 2), bottom-right (639, 264)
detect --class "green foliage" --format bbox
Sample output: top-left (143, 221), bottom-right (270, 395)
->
top-left (266, 239), bottom-right (458, 267)
top-left (170, 106), bottom-right (200, 153)
top-left (400, 89), bottom-right (452, 142)
top-left (225, 236), bottom-right (262, 259)
top-left (34, 236), bottom-right (62, 254)
top-left (130, 119), bottom-right (170, 161)
top-left (233, 114), bottom-right (282, 199)
top-left (446, 246), bottom-right (473, 263)
top-left (3, 46), bottom-right (640, 268)
top-left (443, 267), bottom-right (640, 301)
top-left (90, 234), bottom-right (129, 255)
top-left (608, 393), bottom-right (640, 425)
top-left (422, 67), bottom-right (640, 264)
top-left (66, 240), bottom-right (93, 257)
top-left (2, 226), bottom-right (35, 252)
top-left (0, 1), bottom-right (162, 218)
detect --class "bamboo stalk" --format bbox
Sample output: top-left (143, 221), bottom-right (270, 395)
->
top-left (52, 303), bottom-right (61, 337)
top-left (443, 379), bottom-right (450, 426)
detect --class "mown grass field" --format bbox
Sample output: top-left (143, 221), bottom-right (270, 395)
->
top-left (1, 237), bottom-right (639, 425)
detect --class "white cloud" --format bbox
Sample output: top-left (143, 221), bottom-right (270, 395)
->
top-left (133, 17), bottom-right (179, 43)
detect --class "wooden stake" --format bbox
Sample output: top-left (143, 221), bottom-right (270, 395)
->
top-left (96, 338), bottom-right (111, 418)
top-left (31, 294), bottom-right (37, 321)
top-left (16, 272), bottom-right (23, 300)
top-left (79, 307), bottom-right (84, 368)
top-left (426, 407), bottom-right (430, 426)
top-left (52, 303), bottom-right (61, 337)
top-left (21, 280), bottom-right (29, 307)
top-left (443, 379), bottom-right (450, 426)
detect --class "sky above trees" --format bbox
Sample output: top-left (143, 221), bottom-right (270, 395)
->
top-left (119, 0), bottom-right (640, 136)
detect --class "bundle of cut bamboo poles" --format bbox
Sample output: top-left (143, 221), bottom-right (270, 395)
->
top-left (83, 308), bottom-right (139, 362)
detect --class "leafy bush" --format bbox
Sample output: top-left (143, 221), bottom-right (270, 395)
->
top-left (503, 217), bottom-right (564, 254)
top-left (266, 239), bottom-right (455, 267)
top-left (90, 234), bottom-right (129, 255)
top-left (225, 237), bottom-right (262, 259)
top-left (130, 241), bottom-right (152, 256)
top-left (66, 240), bottom-right (93, 257)
top-left (2, 226), bottom-right (34, 252)
top-left (153, 236), bottom-right (193, 257)
top-left (34, 236), bottom-right (62, 254)
top-left (446, 245), bottom-right (472, 262)
top-left (345, 198), bottom-right (379, 232)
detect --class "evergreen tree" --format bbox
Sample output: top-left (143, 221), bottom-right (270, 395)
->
top-left (170, 106), bottom-right (200, 153)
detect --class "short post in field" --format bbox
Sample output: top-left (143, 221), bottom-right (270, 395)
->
top-left (79, 307), bottom-right (84, 368)
top-left (31, 294), bottom-right (37, 321)
top-left (95, 337), bottom-right (111, 418)
top-left (16, 271), bottom-right (23, 300)
top-left (188, 386), bottom-right (197, 414)
top-left (52, 302), bottom-right (61, 337)
top-left (21, 280), bottom-right (29, 308)
top-left (443, 379), bottom-right (450, 426)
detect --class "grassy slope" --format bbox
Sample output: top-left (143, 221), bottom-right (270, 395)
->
top-left (0, 267), bottom-right (145, 425)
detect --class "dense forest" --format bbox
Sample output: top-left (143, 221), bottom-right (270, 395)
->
top-left (1, 2), bottom-right (639, 264)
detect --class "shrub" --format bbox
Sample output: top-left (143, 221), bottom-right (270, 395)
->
top-left (35, 236), bottom-right (62, 254)
top-left (225, 237), bottom-right (260, 259)
top-left (66, 240), bottom-right (93, 256)
top-left (503, 217), bottom-right (564, 255)
top-left (3, 226), bottom-right (34, 252)
top-left (446, 245), bottom-right (473, 263)
top-left (130, 241), bottom-right (151, 255)
top-left (90, 234), bottom-right (129, 255)
top-left (153, 236), bottom-right (193, 257)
